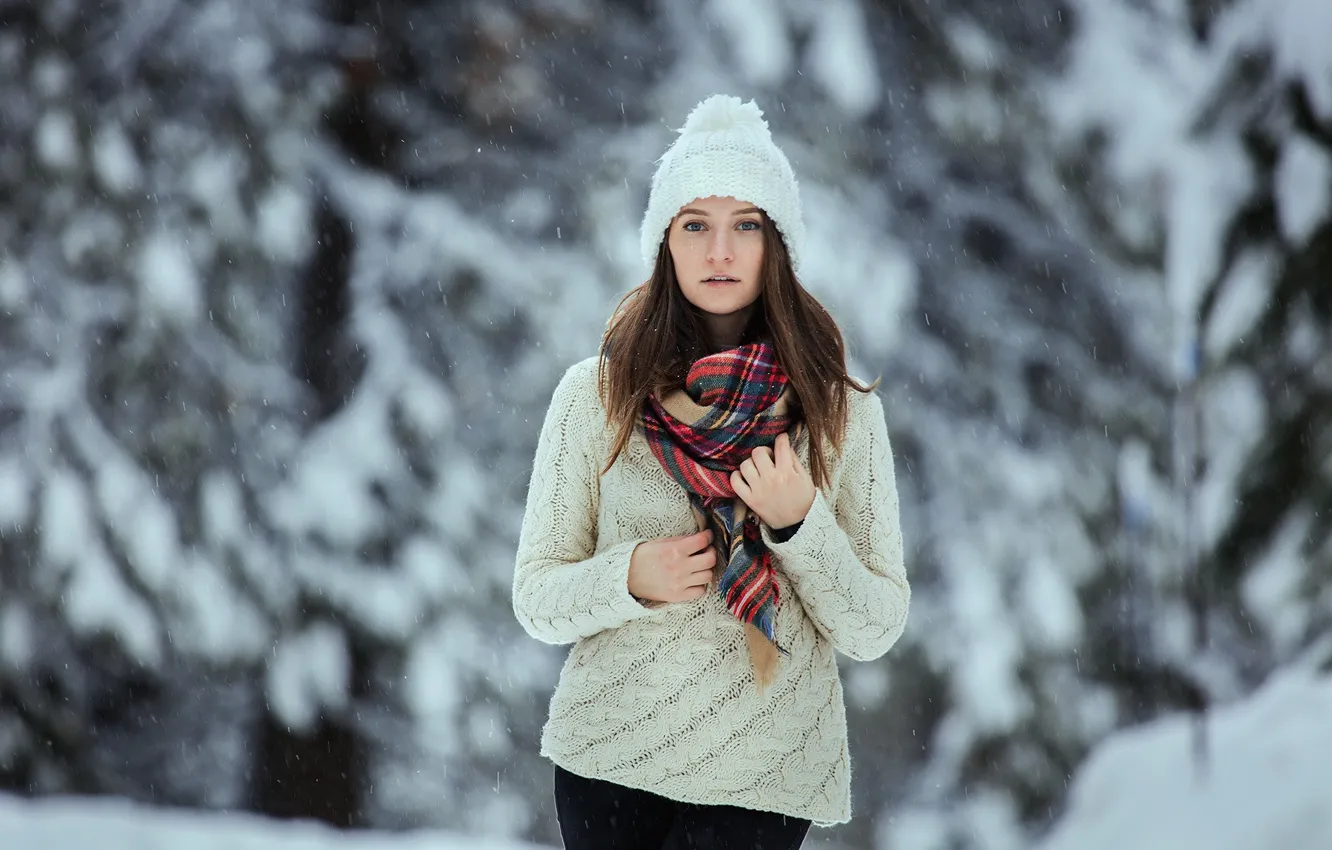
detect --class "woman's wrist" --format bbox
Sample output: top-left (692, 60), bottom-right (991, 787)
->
top-left (771, 520), bottom-right (803, 543)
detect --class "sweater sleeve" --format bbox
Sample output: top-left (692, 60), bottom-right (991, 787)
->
top-left (761, 391), bottom-right (910, 661)
top-left (512, 359), bottom-right (654, 645)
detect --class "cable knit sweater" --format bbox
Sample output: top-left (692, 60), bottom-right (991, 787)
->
top-left (512, 356), bottom-right (910, 826)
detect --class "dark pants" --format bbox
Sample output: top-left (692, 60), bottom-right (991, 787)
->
top-left (554, 765), bottom-right (811, 850)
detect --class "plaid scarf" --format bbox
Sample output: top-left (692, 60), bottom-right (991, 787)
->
top-left (643, 342), bottom-right (801, 690)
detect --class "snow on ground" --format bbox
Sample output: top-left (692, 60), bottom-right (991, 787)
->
top-left (1035, 648), bottom-right (1332, 850)
top-left (6, 649), bottom-right (1332, 850)
top-left (0, 795), bottom-right (552, 850)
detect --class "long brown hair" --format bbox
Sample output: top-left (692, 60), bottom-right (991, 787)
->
top-left (597, 211), bottom-right (876, 489)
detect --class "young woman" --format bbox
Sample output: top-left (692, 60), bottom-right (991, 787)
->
top-left (512, 94), bottom-right (910, 849)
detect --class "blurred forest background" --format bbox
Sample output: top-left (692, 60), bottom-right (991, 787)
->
top-left (0, 0), bottom-right (1329, 848)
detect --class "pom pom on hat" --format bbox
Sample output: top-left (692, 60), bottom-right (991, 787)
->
top-left (640, 95), bottom-right (805, 274)
top-left (678, 95), bottom-right (768, 135)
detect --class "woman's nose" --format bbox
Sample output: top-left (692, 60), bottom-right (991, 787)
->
top-left (706, 231), bottom-right (733, 263)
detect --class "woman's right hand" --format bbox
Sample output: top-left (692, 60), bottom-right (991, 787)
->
top-left (628, 529), bottom-right (717, 603)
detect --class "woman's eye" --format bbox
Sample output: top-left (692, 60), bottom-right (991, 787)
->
top-left (737, 220), bottom-right (761, 231)
top-left (683, 221), bottom-right (704, 232)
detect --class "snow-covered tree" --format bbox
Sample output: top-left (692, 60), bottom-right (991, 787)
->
top-left (0, 0), bottom-right (371, 820)
top-left (866, 0), bottom-right (1332, 846)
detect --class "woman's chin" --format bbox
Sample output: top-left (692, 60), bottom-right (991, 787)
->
top-left (690, 291), bottom-right (758, 316)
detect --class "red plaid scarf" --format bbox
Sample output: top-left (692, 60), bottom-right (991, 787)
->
top-left (643, 342), bottom-right (801, 690)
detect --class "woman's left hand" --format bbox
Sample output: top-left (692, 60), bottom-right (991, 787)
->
top-left (731, 432), bottom-right (815, 530)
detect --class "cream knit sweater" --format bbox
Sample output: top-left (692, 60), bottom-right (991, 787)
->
top-left (512, 356), bottom-right (910, 826)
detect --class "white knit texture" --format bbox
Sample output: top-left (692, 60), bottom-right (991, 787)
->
top-left (512, 357), bottom-right (910, 827)
top-left (640, 95), bottom-right (806, 274)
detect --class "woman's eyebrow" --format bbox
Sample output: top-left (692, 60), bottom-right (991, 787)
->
top-left (678, 206), bottom-right (762, 216)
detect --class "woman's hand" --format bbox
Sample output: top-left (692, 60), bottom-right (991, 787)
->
top-left (628, 529), bottom-right (716, 603)
top-left (731, 432), bottom-right (815, 530)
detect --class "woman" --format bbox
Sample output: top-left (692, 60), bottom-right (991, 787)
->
top-left (512, 94), bottom-right (910, 849)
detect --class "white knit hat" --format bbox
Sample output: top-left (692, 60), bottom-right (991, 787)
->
top-left (640, 95), bottom-right (805, 274)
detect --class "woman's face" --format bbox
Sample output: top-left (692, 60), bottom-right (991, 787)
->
top-left (667, 195), bottom-right (765, 326)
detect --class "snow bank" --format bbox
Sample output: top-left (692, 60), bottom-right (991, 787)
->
top-left (0, 795), bottom-right (552, 850)
top-left (1036, 655), bottom-right (1332, 850)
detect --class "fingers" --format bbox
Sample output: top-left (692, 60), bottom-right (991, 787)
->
top-left (751, 445), bottom-right (775, 472)
top-left (689, 545), bottom-right (717, 570)
top-left (673, 528), bottom-right (711, 552)
top-left (685, 556), bottom-right (713, 594)
top-left (730, 469), bottom-right (752, 501)
top-left (739, 457), bottom-right (758, 484)
top-left (654, 533), bottom-right (720, 603)
top-left (672, 528), bottom-right (712, 543)
top-left (667, 560), bottom-right (712, 603)
top-left (685, 529), bottom-right (713, 556)
top-left (777, 431), bottom-right (807, 473)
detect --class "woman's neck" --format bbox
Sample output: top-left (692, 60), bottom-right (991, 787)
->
top-left (701, 308), bottom-right (757, 352)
